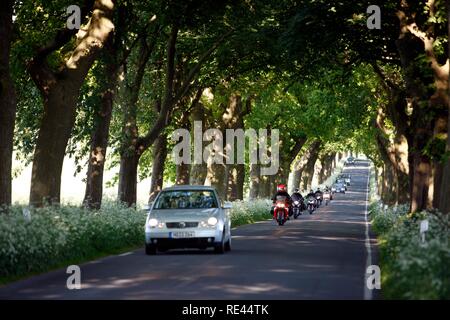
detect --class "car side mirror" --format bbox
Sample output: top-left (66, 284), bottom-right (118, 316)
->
top-left (143, 203), bottom-right (152, 211)
top-left (222, 202), bottom-right (232, 209)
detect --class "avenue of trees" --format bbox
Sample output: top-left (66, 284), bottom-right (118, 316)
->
top-left (0, 0), bottom-right (449, 214)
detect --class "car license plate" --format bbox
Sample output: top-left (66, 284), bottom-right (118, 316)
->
top-left (170, 231), bottom-right (196, 239)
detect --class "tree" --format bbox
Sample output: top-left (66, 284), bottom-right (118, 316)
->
top-left (0, 0), bottom-right (16, 209)
top-left (26, 0), bottom-right (115, 206)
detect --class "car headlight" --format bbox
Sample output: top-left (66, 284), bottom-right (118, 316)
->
top-left (207, 217), bottom-right (218, 226)
top-left (148, 218), bottom-right (159, 228)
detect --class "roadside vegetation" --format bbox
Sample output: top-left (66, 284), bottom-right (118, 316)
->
top-left (0, 199), bottom-right (272, 283)
top-left (368, 167), bottom-right (450, 299)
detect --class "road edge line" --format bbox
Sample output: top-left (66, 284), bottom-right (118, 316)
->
top-left (363, 164), bottom-right (373, 300)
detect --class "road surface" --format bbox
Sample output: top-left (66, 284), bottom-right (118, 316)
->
top-left (0, 161), bottom-right (379, 299)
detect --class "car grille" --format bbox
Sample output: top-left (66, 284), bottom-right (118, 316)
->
top-left (166, 222), bottom-right (199, 229)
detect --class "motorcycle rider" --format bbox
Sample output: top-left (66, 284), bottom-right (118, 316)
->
top-left (291, 188), bottom-right (305, 212)
top-left (315, 187), bottom-right (323, 197)
top-left (315, 187), bottom-right (324, 205)
top-left (305, 189), bottom-right (316, 200)
top-left (304, 189), bottom-right (317, 211)
top-left (271, 184), bottom-right (292, 216)
top-left (291, 188), bottom-right (303, 201)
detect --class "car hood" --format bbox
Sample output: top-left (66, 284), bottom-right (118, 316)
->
top-left (149, 208), bottom-right (220, 221)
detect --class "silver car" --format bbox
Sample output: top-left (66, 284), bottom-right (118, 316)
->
top-left (144, 185), bottom-right (232, 255)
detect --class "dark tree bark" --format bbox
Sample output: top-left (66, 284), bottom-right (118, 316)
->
top-left (439, 0), bottom-right (450, 214)
top-left (373, 104), bottom-right (411, 205)
top-left (0, 0), bottom-right (16, 209)
top-left (118, 152), bottom-right (140, 206)
top-left (83, 6), bottom-right (129, 209)
top-left (291, 140), bottom-right (321, 191)
top-left (431, 114), bottom-right (448, 208)
top-left (300, 142), bottom-right (321, 191)
top-left (189, 99), bottom-right (208, 185)
top-left (83, 61), bottom-right (118, 209)
top-left (274, 136), bottom-right (307, 190)
top-left (118, 33), bottom-right (155, 206)
top-left (174, 89), bottom-right (202, 185)
top-left (396, 2), bottom-right (449, 212)
top-left (318, 153), bottom-right (335, 184)
top-left (149, 134), bottom-right (167, 202)
top-left (176, 164), bottom-right (191, 184)
top-left (28, 0), bottom-right (115, 206)
top-left (223, 94), bottom-right (252, 201)
top-left (249, 163), bottom-right (260, 199)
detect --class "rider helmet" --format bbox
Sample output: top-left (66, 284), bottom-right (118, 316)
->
top-left (277, 184), bottom-right (287, 192)
top-left (294, 188), bottom-right (299, 193)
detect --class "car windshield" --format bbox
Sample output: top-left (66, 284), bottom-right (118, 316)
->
top-left (154, 190), bottom-right (218, 209)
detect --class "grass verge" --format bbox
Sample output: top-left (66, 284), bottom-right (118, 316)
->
top-left (0, 199), bottom-right (272, 285)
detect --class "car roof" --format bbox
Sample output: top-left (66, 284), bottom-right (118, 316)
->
top-left (160, 185), bottom-right (217, 192)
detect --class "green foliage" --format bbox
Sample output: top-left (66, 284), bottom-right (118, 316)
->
top-left (229, 199), bottom-right (272, 227)
top-left (369, 203), bottom-right (450, 299)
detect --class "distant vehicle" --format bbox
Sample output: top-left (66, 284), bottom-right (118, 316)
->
top-left (345, 157), bottom-right (355, 166)
top-left (144, 185), bottom-right (232, 254)
top-left (335, 178), bottom-right (347, 190)
top-left (339, 174), bottom-right (351, 186)
top-left (334, 182), bottom-right (346, 194)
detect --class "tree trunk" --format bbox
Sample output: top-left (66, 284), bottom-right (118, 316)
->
top-left (410, 149), bottom-right (432, 212)
top-left (236, 163), bottom-right (245, 200)
top-left (206, 163), bottom-right (228, 201)
top-left (28, 0), bottom-right (115, 206)
top-left (249, 163), bottom-right (260, 199)
top-left (439, 1), bottom-right (450, 214)
top-left (30, 87), bottom-right (81, 205)
top-left (190, 163), bottom-right (207, 185)
top-left (432, 114), bottom-right (448, 208)
top-left (318, 153), bottom-right (333, 184)
top-left (227, 163), bottom-right (245, 201)
top-left (190, 101), bottom-right (207, 185)
top-left (0, 0), bottom-right (16, 209)
top-left (118, 153), bottom-right (140, 207)
top-left (300, 143), bottom-right (321, 191)
top-left (83, 7), bottom-right (128, 209)
top-left (396, 3), bottom-right (449, 212)
top-left (176, 163), bottom-right (191, 184)
top-left (258, 174), bottom-right (271, 199)
top-left (291, 140), bottom-right (320, 191)
top-left (149, 134), bottom-right (167, 202)
top-left (83, 62), bottom-right (117, 209)
top-left (117, 33), bottom-right (156, 207)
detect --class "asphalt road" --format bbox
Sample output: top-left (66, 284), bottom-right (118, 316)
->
top-left (0, 160), bottom-right (379, 300)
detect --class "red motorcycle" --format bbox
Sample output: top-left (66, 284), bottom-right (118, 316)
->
top-left (273, 195), bottom-right (289, 226)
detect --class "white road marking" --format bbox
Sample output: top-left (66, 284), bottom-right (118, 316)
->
top-left (363, 165), bottom-right (373, 300)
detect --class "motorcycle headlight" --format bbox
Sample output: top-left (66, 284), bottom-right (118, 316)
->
top-left (148, 218), bottom-right (158, 228)
top-left (294, 201), bottom-right (299, 205)
top-left (277, 203), bottom-right (285, 208)
top-left (207, 217), bottom-right (218, 226)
